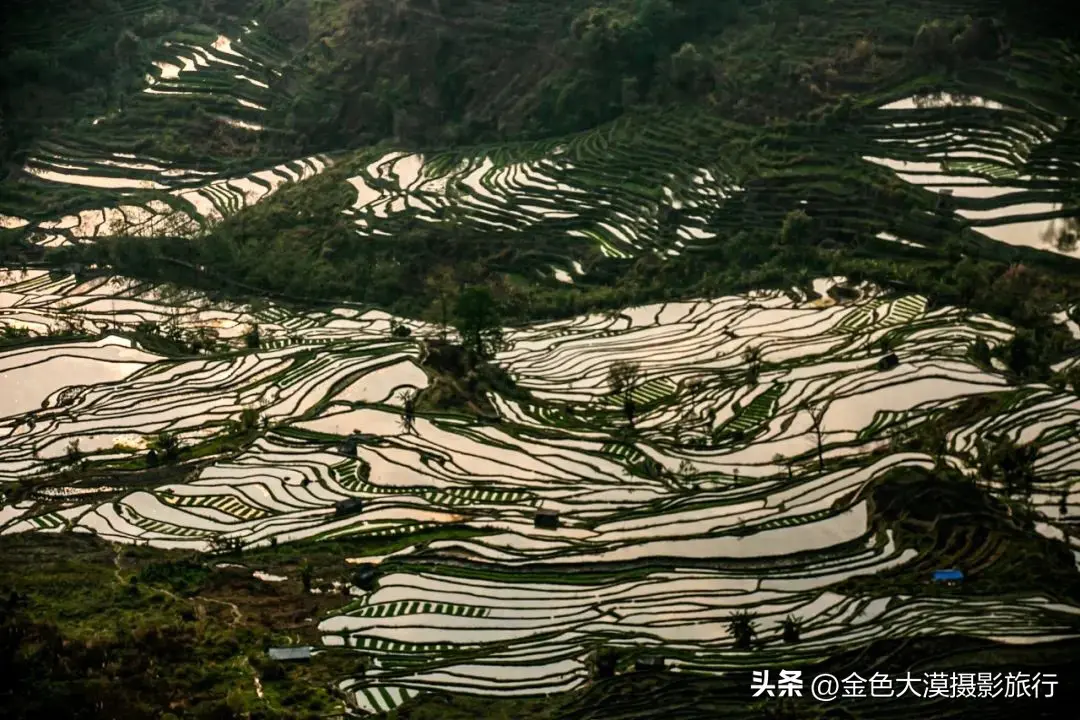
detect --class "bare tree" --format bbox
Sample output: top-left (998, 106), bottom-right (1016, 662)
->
top-left (401, 390), bottom-right (416, 433)
top-left (773, 453), bottom-right (793, 481)
top-left (608, 361), bottom-right (640, 400)
top-left (608, 361), bottom-right (641, 427)
top-left (804, 403), bottom-right (827, 471)
top-left (677, 459), bottom-right (698, 485)
top-left (425, 266), bottom-right (456, 342)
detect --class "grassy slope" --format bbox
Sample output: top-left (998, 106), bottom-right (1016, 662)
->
top-left (0, 528), bottom-right (494, 720)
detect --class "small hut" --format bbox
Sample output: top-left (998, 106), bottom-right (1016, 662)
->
top-left (334, 498), bottom-right (365, 517)
top-left (534, 508), bottom-right (560, 530)
top-left (268, 646), bottom-right (313, 662)
top-left (635, 655), bottom-right (665, 672)
top-left (931, 569), bottom-right (964, 585)
top-left (339, 435), bottom-right (359, 457)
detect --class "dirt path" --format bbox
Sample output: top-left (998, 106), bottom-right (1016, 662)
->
top-left (199, 595), bottom-right (243, 625)
top-left (111, 543), bottom-right (127, 585)
top-left (111, 543), bottom-right (260, 702)
top-left (111, 543), bottom-right (242, 624)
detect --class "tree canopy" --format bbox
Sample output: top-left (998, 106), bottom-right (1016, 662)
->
top-left (454, 286), bottom-right (504, 360)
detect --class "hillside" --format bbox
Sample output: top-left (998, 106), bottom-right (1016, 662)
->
top-left (1, 0), bottom-right (1011, 168)
top-left (2, 1), bottom-right (1080, 719)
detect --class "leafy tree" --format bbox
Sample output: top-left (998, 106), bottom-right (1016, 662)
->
top-left (781, 616), bottom-right (802, 644)
top-left (1000, 441), bottom-right (1038, 498)
top-left (230, 407), bottom-right (261, 436)
top-left (952, 256), bottom-right (988, 308)
top-left (670, 42), bottom-right (712, 93)
top-left (149, 431), bottom-right (182, 463)
top-left (780, 209), bottom-right (814, 245)
top-left (623, 395), bottom-right (637, 427)
top-left (978, 436), bottom-right (1038, 498)
top-left (677, 459), bottom-right (698, 484)
top-left (728, 610), bottom-right (757, 650)
top-left (185, 325), bottom-right (218, 354)
top-left (1064, 366), bottom-right (1080, 393)
top-left (453, 286), bottom-right (503, 360)
top-left (244, 323), bottom-right (261, 349)
top-left (300, 562), bottom-right (314, 593)
top-left (570, 7), bottom-right (648, 70)
top-left (911, 19), bottom-right (958, 69)
top-left (63, 439), bottom-right (82, 468)
top-left (136, 320), bottom-right (161, 336)
top-left (608, 360), bottom-right (641, 426)
top-left (1005, 328), bottom-right (1039, 375)
top-left (389, 319), bottom-right (412, 338)
top-left (402, 390), bottom-right (417, 433)
top-left (953, 17), bottom-right (1006, 60)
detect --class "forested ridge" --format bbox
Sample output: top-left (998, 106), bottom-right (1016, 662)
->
top-left (2, 0), bottom-right (1046, 168)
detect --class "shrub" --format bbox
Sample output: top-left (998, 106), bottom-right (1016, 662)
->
top-left (911, 20), bottom-right (957, 69)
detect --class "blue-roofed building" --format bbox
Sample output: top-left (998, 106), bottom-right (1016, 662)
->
top-left (931, 569), bottom-right (964, 583)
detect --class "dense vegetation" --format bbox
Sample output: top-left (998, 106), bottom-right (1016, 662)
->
top-left (0, 0), bottom-right (1029, 169)
top-left (0, 529), bottom-right (488, 719)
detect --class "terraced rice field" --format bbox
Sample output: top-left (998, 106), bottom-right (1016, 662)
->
top-left (862, 90), bottom-right (1080, 256)
top-left (2, 267), bottom-right (1079, 712)
top-left (5, 35), bottom-right (1080, 285)
top-left (2, 17), bottom-right (1080, 714)
top-left (2, 23), bottom-right (331, 245)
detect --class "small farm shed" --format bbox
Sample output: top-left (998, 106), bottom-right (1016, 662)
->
top-left (335, 498), bottom-right (365, 517)
top-left (268, 646), bottom-right (313, 662)
top-left (534, 509), bottom-right (560, 529)
top-left (339, 436), bottom-right (359, 457)
top-left (636, 655), bottom-right (665, 672)
top-left (931, 569), bottom-right (964, 584)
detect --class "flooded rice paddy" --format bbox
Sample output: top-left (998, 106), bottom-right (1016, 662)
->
top-left (1, 269), bottom-right (1078, 711)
